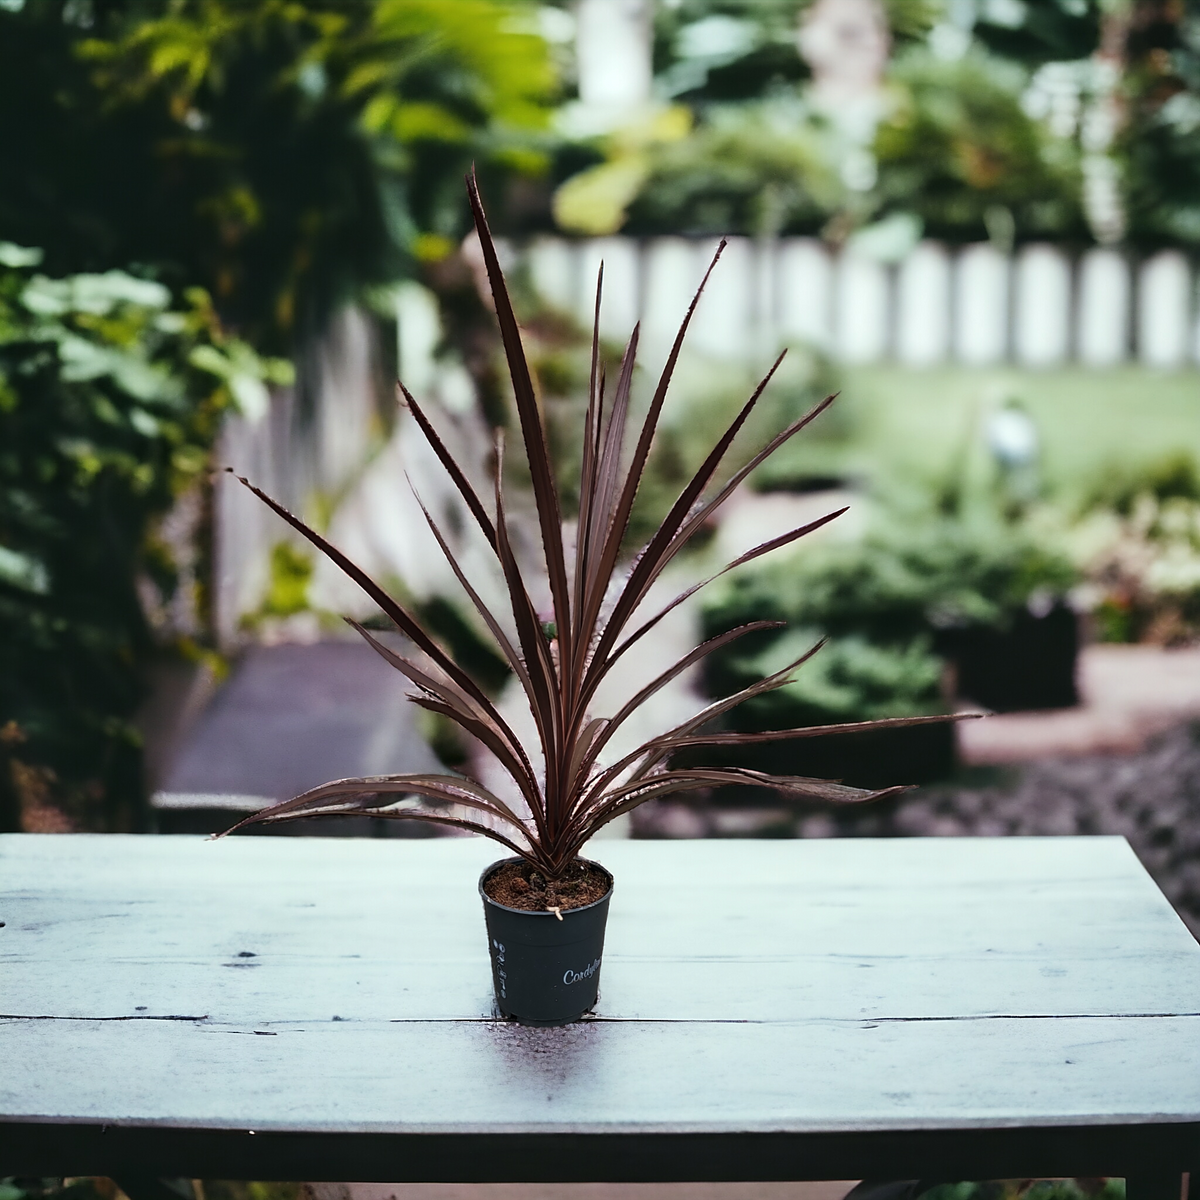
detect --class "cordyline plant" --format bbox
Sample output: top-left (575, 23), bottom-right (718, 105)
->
top-left (217, 174), bottom-right (961, 876)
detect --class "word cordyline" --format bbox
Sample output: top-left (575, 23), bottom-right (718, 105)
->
top-left (219, 174), bottom-right (951, 875)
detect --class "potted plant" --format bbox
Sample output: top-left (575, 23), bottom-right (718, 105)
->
top-left (215, 175), bottom-right (962, 1025)
top-left (700, 501), bottom-right (1078, 790)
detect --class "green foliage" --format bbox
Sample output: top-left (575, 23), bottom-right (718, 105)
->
top-left (652, 0), bottom-right (814, 106)
top-left (703, 506), bottom-right (1078, 727)
top-left (650, 0), bottom-right (940, 108)
top-left (0, 0), bottom-right (555, 829)
top-left (623, 48), bottom-right (1086, 242)
top-left (257, 541), bottom-right (315, 620)
top-left (728, 626), bottom-right (946, 726)
top-left (1121, 2), bottom-right (1200, 248)
top-left (1066, 454), bottom-right (1200, 645)
top-left (571, 0), bottom-right (1094, 242)
top-left (415, 595), bottom-right (512, 697)
top-left (875, 50), bottom-right (1087, 242)
top-left (0, 245), bottom-right (285, 830)
top-left (1086, 451), bottom-right (1200, 516)
top-left (632, 348), bottom-right (844, 542)
top-left (0, 0), bottom-right (554, 354)
top-left (970, 0), bottom-right (1103, 65)
top-left (711, 510), bottom-right (1078, 639)
top-left (624, 101), bottom-right (842, 236)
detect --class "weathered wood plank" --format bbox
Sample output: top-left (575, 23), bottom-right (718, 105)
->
top-left (2, 837), bottom-right (1196, 1023)
top-left (2, 1012), bottom-right (1200, 1131)
top-left (1, 835), bottom-right (1198, 1180)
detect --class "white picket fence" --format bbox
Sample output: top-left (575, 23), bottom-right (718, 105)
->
top-left (517, 236), bottom-right (1200, 369)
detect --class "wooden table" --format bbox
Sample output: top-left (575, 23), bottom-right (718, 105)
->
top-left (1, 834), bottom-right (1197, 1197)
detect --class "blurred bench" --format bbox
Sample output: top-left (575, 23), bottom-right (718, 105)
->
top-left (148, 639), bottom-right (442, 835)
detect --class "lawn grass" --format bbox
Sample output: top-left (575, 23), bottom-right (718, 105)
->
top-left (649, 355), bottom-right (1199, 507)
top-left (834, 365), bottom-right (1200, 499)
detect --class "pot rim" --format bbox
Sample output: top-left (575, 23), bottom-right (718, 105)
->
top-left (479, 855), bottom-right (614, 917)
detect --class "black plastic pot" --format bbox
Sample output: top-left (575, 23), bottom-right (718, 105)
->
top-left (479, 858), bottom-right (613, 1026)
top-left (936, 603), bottom-right (1079, 713)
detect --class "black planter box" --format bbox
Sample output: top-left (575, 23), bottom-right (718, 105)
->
top-left (937, 603), bottom-right (1079, 713)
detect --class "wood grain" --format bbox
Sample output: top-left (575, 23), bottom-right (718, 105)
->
top-left (0, 835), bottom-right (1197, 1180)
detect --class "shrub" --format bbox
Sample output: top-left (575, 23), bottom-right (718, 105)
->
top-left (703, 507), bottom-right (1078, 730)
top-left (0, 244), bottom-right (287, 831)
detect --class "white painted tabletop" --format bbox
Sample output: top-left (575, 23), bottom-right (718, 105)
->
top-left (1, 834), bottom-right (1197, 1184)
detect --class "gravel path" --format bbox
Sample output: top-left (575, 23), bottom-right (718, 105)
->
top-left (633, 720), bottom-right (1200, 938)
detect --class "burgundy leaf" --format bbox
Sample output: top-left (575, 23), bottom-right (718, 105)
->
top-left (466, 171), bottom-right (573, 676)
top-left (399, 383), bottom-right (497, 548)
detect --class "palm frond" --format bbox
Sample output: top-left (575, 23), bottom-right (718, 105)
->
top-left (216, 173), bottom-right (970, 875)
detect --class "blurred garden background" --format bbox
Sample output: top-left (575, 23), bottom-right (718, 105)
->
top-left (3, 0), bottom-right (1200, 930)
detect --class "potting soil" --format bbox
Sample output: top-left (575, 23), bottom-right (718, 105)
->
top-left (484, 859), bottom-right (611, 912)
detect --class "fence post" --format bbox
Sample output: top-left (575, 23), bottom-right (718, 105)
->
top-left (754, 237), bottom-right (780, 363)
top-left (1138, 250), bottom-right (1192, 368)
top-left (835, 249), bottom-right (890, 363)
top-left (308, 306), bottom-right (382, 495)
top-left (1014, 244), bottom-right (1072, 366)
top-left (777, 238), bottom-right (833, 353)
top-left (527, 236), bottom-right (578, 317)
top-left (691, 236), bottom-right (754, 360)
top-left (954, 244), bottom-right (1009, 364)
top-left (212, 396), bottom-right (288, 649)
top-left (1076, 248), bottom-right (1130, 366)
top-left (579, 237), bottom-right (640, 341)
top-left (641, 237), bottom-right (700, 367)
top-left (1193, 269), bottom-right (1200, 367)
top-left (896, 242), bottom-right (952, 365)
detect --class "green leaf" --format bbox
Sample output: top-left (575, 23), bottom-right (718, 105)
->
top-left (22, 271), bottom-right (169, 317)
top-left (0, 545), bottom-right (50, 594)
top-left (0, 242), bottom-right (43, 268)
